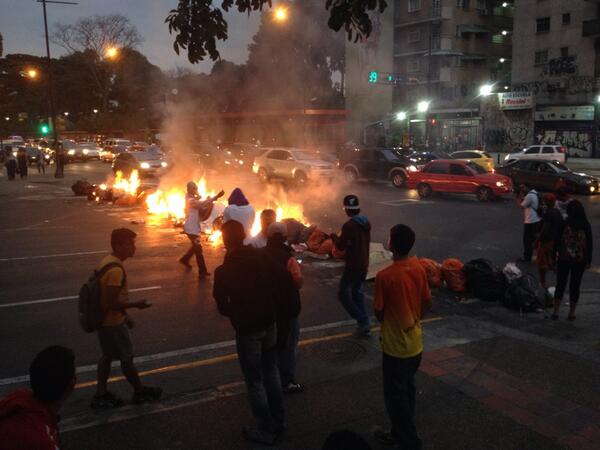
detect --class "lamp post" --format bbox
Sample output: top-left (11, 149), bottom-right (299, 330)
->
top-left (273, 5), bottom-right (289, 23)
top-left (417, 100), bottom-right (430, 146)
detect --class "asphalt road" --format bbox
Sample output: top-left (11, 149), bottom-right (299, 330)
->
top-left (1, 160), bottom-right (599, 381)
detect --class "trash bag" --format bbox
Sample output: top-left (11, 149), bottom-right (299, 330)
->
top-left (502, 262), bottom-right (522, 282)
top-left (419, 258), bottom-right (443, 288)
top-left (502, 274), bottom-right (552, 312)
top-left (306, 228), bottom-right (333, 255)
top-left (71, 180), bottom-right (93, 196)
top-left (441, 258), bottom-right (466, 293)
top-left (463, 259), bottom-right (507, 301)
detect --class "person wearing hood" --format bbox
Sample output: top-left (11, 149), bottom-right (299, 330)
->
top-left (0, 346), bottom-right (75, 450)
top-left (552, 200), bottom-right (593, 321)
top-left (223, 187), bottom-right (256, 243)
top-left (332, 195), bottom-right (372, 337)
top-left (180, 181), bottom-right (225, 278)
top-left (213, 220), bottom-right (284, 446)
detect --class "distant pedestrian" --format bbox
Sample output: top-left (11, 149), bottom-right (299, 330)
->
top-left (213, 220), bottom-right (285, 446)
top-left (332, 195), bottom-right (372, 337)
top-left (4, 147), bottom-right (17, 180)
top-left (517, 184), bottom-right (542, 262)
top-left (552, 200), bottom-right (593, 321)
top-left (36, 148), bottom-right (46, 174)
top-left (0, 346), bottom-right (75, 450)
top-left (92, 228), bottom-right (162, 409)
top-left (16, 147), bottom-right (28, 179)
top-left (223, 187), bottom-right (255, 243)
top-left (263, 222), bottom-right (304, 394)
top-left (536, 193), bottom-right (563, 288)
top-left (54, 144), bottom-right (65, 179)
top-left (373, 224), bottom-right (431, 450)
top-left (179, 181), bottom-right (224, 279)
top-left (249, 209), bottom-right (277, 248)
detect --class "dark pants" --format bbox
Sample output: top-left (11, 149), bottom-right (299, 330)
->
top-left (236, 324), bottom-right (285, 432)
top-left (5, 161), bottom-right (16, 180)
top-left (523, 221), bottom-right (542, 261)
top-left (383, 352), bottom-right (422, 450)
top-left (182, 233), bottom-right (208, 274)
top-left (338, 270), bottom-right (369, 327)
top-left (554, 260), bottom-right (586, 304)
top-left (37, 162), bottom-right (45, 174)
top-left (277, 317), bottom-right (300, 386)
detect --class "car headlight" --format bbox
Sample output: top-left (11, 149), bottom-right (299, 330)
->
top-left (44, 154), bottom-right (50, 160)
top-left (496, 181), bottom-right (505, 187)
top-left (161, 161), bottom-right (168, 168)
top-left (238, 160), bottom-right (244, 165)
top-left (68, 149), bottom-right (75, 155)
top-left (408, 165), bottom-right (418, 172)
top-left (83, 149), bottom-right (89, 154)
top-left (140, 162), bottom-right (150, 169)
top-left (590, 186), bottom-right (596, 193)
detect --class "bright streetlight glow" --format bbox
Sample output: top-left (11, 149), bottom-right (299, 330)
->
top-left (64, 112), bottom-right (69, 116)
top-left (499, 58), bottom-right (506, 63)
top-left (26, 69), bottom-right (38, 79)
top-left (105, 46), bottom-right (119, 60)
top-left (501, 30), bottom-right (508, 36)
top-left (273, 6), bottom-right (288, 22)
top-left (502, 2), bottom-right (509, 6)
top-left (396, 111), bottom-right (407, 121)
top-left (93, 109), bottom-right (99, 114)
top-left (479, 84), bottom-right (493, 96)
top-left (417, 101), bottom-right (430, 113)
top-left (4, 117), bottom-right (10, 121)
top-left (504, 86), bottom-right (509, 90)
top-left (597, 94), bottom-right (600, 103)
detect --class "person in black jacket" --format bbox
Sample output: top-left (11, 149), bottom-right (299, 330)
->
top-left (332, 195), bottom-right (372, 337)
top-left (552, 200), bottom-right (593, 321)
top-left (213, 220), bottom-right (284, 446)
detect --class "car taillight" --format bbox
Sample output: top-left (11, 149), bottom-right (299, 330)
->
top-left (558, 147), bottom-right (566, 153)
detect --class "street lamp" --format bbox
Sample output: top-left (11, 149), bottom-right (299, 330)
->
top-left (26, 69), bottom-right (39, 79)
top-left (63, 112), bottom-right (69, 116)
top-left (92, 109), bottom-right (99, 114)
top-left (104, 46), bottom-right (119, 60)
top-left (502, 2), bottom-right (509, 6)
top-left (479, 84), bottom-right (494, 96)
top-left (396, 111), bottom-right (407, 121)
top-left (417, 101), bottom-right (430, 113)
top-left (499, 58), bottom-right (506, 63)
top-left (501, 30), bottom-right (509, 36)
top-left (273, 5), bottom-right (288, 23)
top-left (4, 117), bottom-right (9, 121)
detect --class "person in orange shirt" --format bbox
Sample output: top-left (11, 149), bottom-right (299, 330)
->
top-left (373, 224), bottom-right (432, 450)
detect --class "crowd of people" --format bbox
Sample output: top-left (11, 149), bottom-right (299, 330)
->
top-left (2, 145), bottom-right (66, 180)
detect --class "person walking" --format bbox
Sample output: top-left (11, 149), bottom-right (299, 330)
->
top-left (552, 200), bottom-right (593, 321)
top-left (0, 346), bottom-right (75, 450)
top-left (4, 147), bottom-right (17, 181)
top-left (263, 222), bottom-right (304, 394)
top-left (223, 187), bottom-right (255, 243)
top-left (213, 220), bottom-right (285, 446)
top-left (92, 228), bottom-right (162, 409)
top-left (16, 147), bottom-right (28, 180)
top-left (54, 144), bottom-right (65, 179)
top-left (373, 224), bottom-right (432, 450)
top-left (332, 195), bottom-right (372, 337)
top-left (249, 209), bottom-right (277, 248)
top-left (179, 181), bottom-right (224, 279)
top-left (517, 184), bottom-right (542, 262)
top-left (36, 148), bottom-right (46, 174)
top-left (536, 193), bottom-right (563, 288)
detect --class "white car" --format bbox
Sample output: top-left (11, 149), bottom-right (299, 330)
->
top-left (504, 145), bottom-right (567, 164)
top-left (252, 148), bottom-right (335, 185)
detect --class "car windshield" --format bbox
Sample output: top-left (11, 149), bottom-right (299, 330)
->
top-left (132, 152), bottom-right (161, 161)
top-left (76, 143), bottom-right (97, 149)
top-left (381, 149), bottom-right (402, 162)
top-left (292, 151), bottom-right (319, 161)
top-left (483, 152), bottom-right (492, 158)
top-left (466, 162), bottom-right (487, 174)
top-left (549, 161), bottom-right (569, 172)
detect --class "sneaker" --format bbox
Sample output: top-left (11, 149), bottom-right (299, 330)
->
top-left (373, 427), bottom-right (397, 446)
top-left (178, 258), bottom-right (192, 268)
top-left (90, 391), bottom-right (125, 409)
top-left (132, 386), bottom-right (163, 404)
top-left (242, 426), bottom-right (276, 446)
top-left (282, 382), bottom-right (304, 394)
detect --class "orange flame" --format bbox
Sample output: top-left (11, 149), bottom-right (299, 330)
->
top-left (113, 170), bottom-right (140, 196)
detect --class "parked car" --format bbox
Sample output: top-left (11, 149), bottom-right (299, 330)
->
top-left (504, 145), bottom-right (567, 164)
top-left (408, 151), bottom-right (454, 169)
top-left (450, 150), bottom-right (495, 172)
top-left (339, 147), bottom-right (414, 188)
top-left (218, 142), bottom-right (263, 170)
top-left (406, 159), bottom-right (513, 201)
top-left (112, 150), bottom-right (168, 178)
top-left (103, 138), bottom-right (131, 153)
top-left (252, 148), bottom-right (335, 185)
top-left (495, 159), bottom-right (599, 195)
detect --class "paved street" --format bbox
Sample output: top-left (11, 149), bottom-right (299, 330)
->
top-left (1, 161), bottom-right (600, 449)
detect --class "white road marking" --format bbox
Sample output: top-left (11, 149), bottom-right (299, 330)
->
top-left (0, 250), bottom-right (106, 262)
top-left (377, 199), bottom-right (434, 206)
top-left (0, 286), bottom-right (162, 309)
top-left (0, 318), bottom-right (359, 387)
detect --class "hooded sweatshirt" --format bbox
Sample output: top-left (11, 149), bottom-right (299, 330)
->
top-left (334, 215), bottom-right (371, 276)
top-left (0, 390), bottom-right (60, 450)
top-left (223, 189), bottom-right (255, 242)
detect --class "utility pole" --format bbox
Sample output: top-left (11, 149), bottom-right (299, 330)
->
top-left (37, 0), bottom-right (77, 177)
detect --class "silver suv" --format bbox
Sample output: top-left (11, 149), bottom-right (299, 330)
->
top-left (504, 145), bottom-right (567, 164)
top-left (252, 148), bottom-right (335, 185)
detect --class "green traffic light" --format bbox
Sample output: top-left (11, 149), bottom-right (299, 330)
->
top-left (40, 125), bottom-right (49, 134)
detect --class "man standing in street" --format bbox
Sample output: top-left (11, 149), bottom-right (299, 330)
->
top-left (518, 184), bottom-right (542, 262)
top-left (92, 228), bottom-right (162, 409)
top-left (249, 208), bottom-right (277, 248)
top-left (213, 220), bottom-right (285, 446)
top-left (179, 181), bottom-right (224, 279)
top-left (373, 224), bottom-right (432, 450)
top-left (332, 195), bottom-right (372, 337)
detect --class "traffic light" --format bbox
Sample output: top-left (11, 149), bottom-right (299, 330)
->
top-left (429, 118), bottom-right (437, 126)
top-left (40, 124), bottom-right (49, 135)
top-left (368, 71), bottom-right (378, 83)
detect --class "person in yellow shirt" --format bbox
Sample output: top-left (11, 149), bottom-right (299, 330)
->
top-left (91, 228), bottom-right (162, 409)
top-left (373, 224), bottom-right (432, 450)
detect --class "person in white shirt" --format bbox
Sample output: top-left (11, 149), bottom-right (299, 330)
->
top-left (248, 209), bottom-right (277, 249)
top-left (223, 187), bottom-right (255, 244)
top-left (179, 181), bottom-right (224, 278)
top-left (518, 184), bottom-right (542, 262)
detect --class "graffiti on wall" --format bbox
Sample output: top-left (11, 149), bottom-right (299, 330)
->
top-left (535, 130), bottom-right (594, 157)
top-left (483, 107), bottom-right (531, 151)
top-left (513, 76), bottom-right (597, 95)
top-left (542, 57), bottom-right (577, 77)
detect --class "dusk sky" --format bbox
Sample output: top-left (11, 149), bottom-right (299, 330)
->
top-left (0, 0), bottom-right (260, 73)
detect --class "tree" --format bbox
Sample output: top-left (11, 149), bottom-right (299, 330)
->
top-left (166, 0), bottom-right (388, 63)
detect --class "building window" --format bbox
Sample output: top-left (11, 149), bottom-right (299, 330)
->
top-left (408, 0), bottom-right (421, 13)
top-left (408, 29), bottom-right (421, 43)
top-left (492, 33), bottom-right (505, 44)
top-left (560, 47), bottom-right (568, 57)
top-left (456, 0), bottom-right (470, 9)
top-left (535, 50), bottom-right (548, 65)
top-left (536, 17), bottom-right (550, 33)
top-left (562, 13), bottom-right (570, 25)
top-left (476, 0), bottom-right (489, 15)
top-left (407, 58), bottom-right (421, 73)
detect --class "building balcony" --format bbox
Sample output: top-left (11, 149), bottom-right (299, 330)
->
top-left (582, 19), bottom-right (600, 37)
top-left (394, 7), bottom-right (453, 28)
top-left (492, 15), bottom-right (513, 29)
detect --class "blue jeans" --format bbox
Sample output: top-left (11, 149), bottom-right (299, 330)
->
top-left (277, 318), bottom-right (300, 386)
top-left (236, 324), bottom-right (285, 432)
top-left (338, 271), bottom-right (369, 327)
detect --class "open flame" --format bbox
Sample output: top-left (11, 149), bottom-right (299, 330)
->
top-left (113, 170), bottom-right (140, 196)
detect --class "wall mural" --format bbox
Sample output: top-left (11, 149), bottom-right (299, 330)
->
top-left (534, 129), bottom-right (594, 157)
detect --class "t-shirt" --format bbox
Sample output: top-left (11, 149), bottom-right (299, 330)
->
top-left (374, 257), bottom-right (431, 358)
top-left (248, 232), bottom-right (268, 249)
top-left (521, 191), bottom-right (541, 224)
top-left (183, 194), bottom-right (203, 235)
top-left (98, 255), bottom-right (128, 327)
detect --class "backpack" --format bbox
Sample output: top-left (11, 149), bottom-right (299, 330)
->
top-left (463, 259), bottom-right (506, 302)
top-left (560, 225), bottom-right (587, 263)
top-left (533, 192), bottom-right (547, 217)
top-left (503, 274), bottom-right (551, 312)
top-left (78, 262), bottom-right (126, 333)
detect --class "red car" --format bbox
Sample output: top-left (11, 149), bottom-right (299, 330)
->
top-left (406, 159), bottom-right (513, 201)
